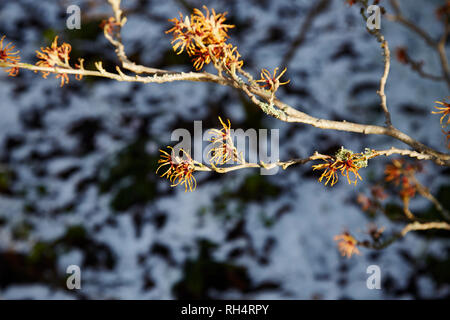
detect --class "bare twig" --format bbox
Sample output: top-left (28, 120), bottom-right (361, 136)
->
top-left (2, 61), bottom-right (226, 85)
top-left (387, 0), bottom-right (450, 89)
top-left (192, 147), bottom-right (442, 175)
top-left (105, 0), bottom-right (171, 75)
top-left (359, 221), bottom-right (450, 250)
top-left (193, 152), bottom-right (329, 174)
top-left (373, 147), bottom-right (436, 161)
top-left (437, 20), bottom-right (450, 85)
top-left (378, 40), bottom-right (393, 127)
top-left (408, 175), bottom-right (450, 221)
top-left (400, 221), bottom-right (450, 236)
top-left (402, 197), bottom-right (416, 220)
top-left (281, 0), bottom-right (331, 68)
top-left (357, 1), bottom-right (393, 127)
top-left (402, 55), bottom-right (445, 82)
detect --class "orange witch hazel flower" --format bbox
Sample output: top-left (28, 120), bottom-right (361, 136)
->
top-left (208, 117), bottom-right (240, 165)
top-left (166, 6), bottom-right (242, 70)
top-left (384, 159), bottom-right (419, 185)
top-left (384, 159), bottom-right (404, 185)
top-left (156, 146), bottom-right (197, 192)
top-left (384, 159), bottom-right (419, 201)
top-left (312, 147), bottom-right (372, 187)
top-left (35, 36), bottom-right (72, 87)
top-left (432, 98), bottom-right (450, 126)
top-left (0, 35), bottom-right (20, 76)
top-left (312, 159), bottom-right (340, 186)
top-left (256, 67), bottom-right (290, 91)
top-left (334, 232), bottom-right (360, 258)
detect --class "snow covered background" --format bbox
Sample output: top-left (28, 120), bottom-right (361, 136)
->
top-left (0, 0), bottom-right (449, 299)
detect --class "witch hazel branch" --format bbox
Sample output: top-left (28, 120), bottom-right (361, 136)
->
top-left (1, 0), bottom-right (450, 257)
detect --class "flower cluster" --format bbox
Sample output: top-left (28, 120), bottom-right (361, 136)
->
top-left (312, 147), bottom-right (373, 187)
top-left (0, 35), bottom-right (20, 76)
top-left (35, 36), bottom-right (74, 87)
top-left (334, 232), bottom-right (360, 258)
top-left (384, 159), bottom-right (420, 201)
top-left (156, 146), bottom-right (197, 192)
top-left (166, 6), bottom-right (242, 70)
top-left (208, 117), bottom-right (240, 165)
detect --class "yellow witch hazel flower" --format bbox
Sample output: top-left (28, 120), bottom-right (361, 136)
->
top-left (156, 146), bottom-right (197, 192)
top-left (256, 67), bottom-right (290, 91)
top-left (0, 35), bottom-right (20, 76)
top-left (35, 36), bottom-right (74, 87)
top-left (334, 232), bottom-right (361, 258)
top-left (432, 98), bottom-right (450, 126)
top-left (208, 117), bottom-right (241, 165)
top-left (312, 147), bottom-right (373, 187)
top-left (156, 117), bottom-right (240, 192)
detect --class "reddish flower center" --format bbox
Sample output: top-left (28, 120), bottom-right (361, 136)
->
top-left (0, 50), bottom-right (8, 61)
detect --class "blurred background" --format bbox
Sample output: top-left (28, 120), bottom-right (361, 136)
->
top-left (0, 0), bottom-right (449, 299)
